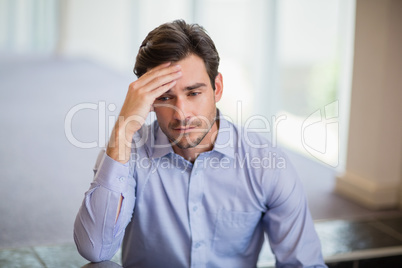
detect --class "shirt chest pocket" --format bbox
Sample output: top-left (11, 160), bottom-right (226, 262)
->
top-left (212, 209), bottom-right (262, 256)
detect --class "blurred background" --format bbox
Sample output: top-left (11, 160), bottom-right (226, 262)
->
top-left (0, 0), bottom-right (355, 167)
top-left (0, 0), bottom-right (401, 265)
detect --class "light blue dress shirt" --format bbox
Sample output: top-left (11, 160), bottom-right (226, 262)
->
top-left (74, 113), bottom-right (326, 268)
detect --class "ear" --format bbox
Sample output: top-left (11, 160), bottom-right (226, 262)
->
top-left (214, 73), bottom-right (223, 102)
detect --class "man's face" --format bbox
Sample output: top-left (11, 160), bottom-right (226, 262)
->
top-left (153, 54), bottom-right (223, 149)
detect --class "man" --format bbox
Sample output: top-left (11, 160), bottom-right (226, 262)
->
top-left (74, 20), bottom-right (326, 268)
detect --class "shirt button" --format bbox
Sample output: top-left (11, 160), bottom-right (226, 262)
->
top-left (193, 206), bottom-right (198, 212)
top-left (194, 171), bottom-right (198, 176)
top-left (194, 242), bottom-right (201, 248)
top-left (119, 177), bottom-right (125, 182)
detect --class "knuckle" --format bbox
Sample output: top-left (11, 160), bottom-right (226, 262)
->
top-left (154, 75), bottom-right (162, 83)
top-left (154, 68), bottom-right (169, 78)
top-left (146, 68), bottom-right (158, 78)
top-left (129, 81), bottom-right (138, 91)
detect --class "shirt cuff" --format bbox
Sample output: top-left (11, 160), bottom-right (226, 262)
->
top-left (94, 152), bottom-right (132, 193)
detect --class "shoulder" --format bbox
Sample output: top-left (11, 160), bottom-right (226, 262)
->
top-left (233, 122), bottom-right (281, 157)
top-left (225, 120), bottom-right (299, 206)
top-left (215, 118), bottom-right (286, 181)
top-left (218, 115), bottom-right (273, 148)
top-left (217, 115), bottom-right (287, 167)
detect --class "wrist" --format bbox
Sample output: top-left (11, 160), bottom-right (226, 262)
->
top-left (106, 114), bottom-right (145, 163)
top-left (106, 126), bottom-right (135, 164)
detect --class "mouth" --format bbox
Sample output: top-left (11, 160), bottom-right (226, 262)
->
top-left (172, 126), bottom-right (197, 133)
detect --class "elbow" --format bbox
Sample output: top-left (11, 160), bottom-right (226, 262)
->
top-left (73, 218), bottom-right (106, 263)
top-left (74, 232), bottom-right (104, 263)
top-left (78, 250), bottom-right (104, 263)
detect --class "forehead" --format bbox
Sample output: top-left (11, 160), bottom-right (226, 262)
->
top-left (176, 54), bottom-right (208, 78)
top-left (168, 54), bottom-right (211, 92)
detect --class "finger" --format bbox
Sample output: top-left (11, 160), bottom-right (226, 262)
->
top-left (148, 80), bottom-right (177, 99)
top-left (132, 62), bottom-right (171, 89)
top-left (143, 71), bottom-right (182, 93)
top-left (136, 64), bottom-right (181, 89)
top-left (134, 68), bottom-right (181, 94)
top-left (148, 62), bottom-right (171, 73)
top-left (142, 64), bottom-right (181, 86)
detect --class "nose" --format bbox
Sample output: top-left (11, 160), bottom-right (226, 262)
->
top-left (173, 96), bottom-right (191, 122)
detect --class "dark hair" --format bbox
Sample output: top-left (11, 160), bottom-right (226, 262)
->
top-left (134, 20), bottom-right (220, 89)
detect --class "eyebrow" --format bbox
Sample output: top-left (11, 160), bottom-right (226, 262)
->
top-left (185, 83), bottom-right (207, 91)
top-left (164, 83), bottom-right (207, 94)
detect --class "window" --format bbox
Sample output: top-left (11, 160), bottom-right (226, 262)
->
top-left (194, 0), bottom-right (355, 169)
top-left (1, 0), bottom-right (355, 169)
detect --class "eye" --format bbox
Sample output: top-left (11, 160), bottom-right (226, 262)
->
top-left (156, 96), bottom-right (171, 101)
top-left (189, 92), bottom-right (200, 97)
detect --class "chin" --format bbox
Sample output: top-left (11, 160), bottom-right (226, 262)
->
top-left (171, 135), bottom-right (204, 149)
top-left (173, 139), bottom-right (198, 149)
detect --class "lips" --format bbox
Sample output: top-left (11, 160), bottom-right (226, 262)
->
top-left (173, 126), bottom-right (196, 132)
top-left (169, 119), bottom-right (203, 132)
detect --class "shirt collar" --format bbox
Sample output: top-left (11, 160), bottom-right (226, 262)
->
top-left (212, 111), bottom-right (236, 159)
top-left (148, 125), bottom-right (174, 159)
top-left (148, 109), bottom-right (236, 159)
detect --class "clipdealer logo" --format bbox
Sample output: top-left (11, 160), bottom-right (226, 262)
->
top-left (130, 151), bottom-right (287, 173)
top-left (301, 100), bottom-right (339, 167)
top-left (64, 100), bottom-right (339, 167)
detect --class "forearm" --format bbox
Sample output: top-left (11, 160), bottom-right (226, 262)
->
top-left (106, 118), bottom-right (139, 164)
top-left (75, 63), bottom-right (180, 261)
top-left (74, 151), bottom-right (135, 262)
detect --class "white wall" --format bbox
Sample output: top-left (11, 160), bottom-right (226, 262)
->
top-left (57, 0), bottom-right (192, 72)
top-left (0, 0), bottom-right (59, 54)
top-left (336, 0), bottom-right (402, 209)
top-left (57, 0), bottom-right (137, 72)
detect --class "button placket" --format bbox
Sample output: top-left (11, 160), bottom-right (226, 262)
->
top-left (188, 158), bottom-right (206, 267)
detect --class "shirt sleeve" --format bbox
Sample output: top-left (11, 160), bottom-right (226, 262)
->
top-left (262, 155), bottom-right (327, 268)
top-left (73, 149), bottom-right (136, 262)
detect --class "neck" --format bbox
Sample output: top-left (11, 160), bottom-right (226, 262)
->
top-left (172, 119), bottom-right (219, 163)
